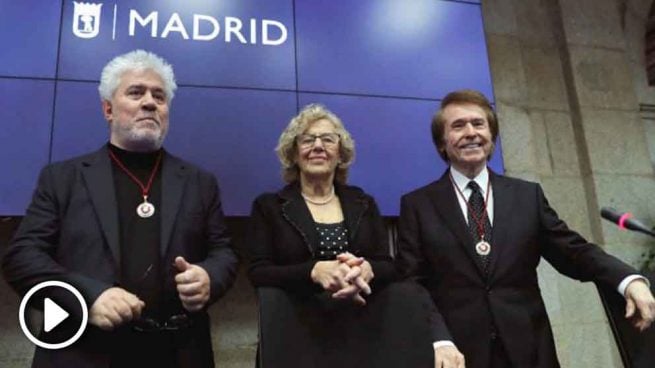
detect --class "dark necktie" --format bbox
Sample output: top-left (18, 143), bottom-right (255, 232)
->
top-left (467, 181), bottom-right (492, 271)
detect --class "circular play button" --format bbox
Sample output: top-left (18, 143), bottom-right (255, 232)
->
top-left (19, 281), bottom-right (88, 349)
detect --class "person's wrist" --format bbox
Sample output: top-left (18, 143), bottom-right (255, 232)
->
top-left (310, 261), bottom-right (325, 282)
top-left (362, 261), bottom-right (373, 281)
top-left (310, 267), bottom-right (318, 282)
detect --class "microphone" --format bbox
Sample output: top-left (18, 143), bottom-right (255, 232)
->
top-left (600, 207), bottom-right (655, 237)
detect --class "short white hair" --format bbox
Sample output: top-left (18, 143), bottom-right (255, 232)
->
top-left (98, 49), bottom-right (177, 102)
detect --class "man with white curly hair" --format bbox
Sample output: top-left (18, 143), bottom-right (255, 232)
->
top-left (3, 50), bottom-right (238, 368)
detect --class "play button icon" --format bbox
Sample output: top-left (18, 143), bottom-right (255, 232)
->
top-left (43, 298), bottom-right (70, 332)
top-left (19, 281), bottom-right (88, 349)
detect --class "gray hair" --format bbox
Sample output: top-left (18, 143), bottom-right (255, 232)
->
top-left (98, 50), bottom-right (177, 102)
top-left (276, 104), bottom-right (355, 184)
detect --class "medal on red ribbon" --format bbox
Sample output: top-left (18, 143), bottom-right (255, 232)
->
top-left (108, 149), bottom-right (162, 218)
top-left (475, 240), bottom-right (491, 256)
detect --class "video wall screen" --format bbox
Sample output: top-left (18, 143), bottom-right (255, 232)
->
top-left (1, 0), bottom-right (499, 216)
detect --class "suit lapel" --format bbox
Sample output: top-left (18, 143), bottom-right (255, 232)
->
top-left (486, 171), bottom-right (513, 279)
top-left (429, 171), bottom-right (487, 278)
top-left (160, 153), bottom-right (188, 257)
top-left (336, 185), bottom-right (368, 245)
top-left (279, 183), bottom-right (319, 257)
top-left (81, 146), bottom-right (121, 270)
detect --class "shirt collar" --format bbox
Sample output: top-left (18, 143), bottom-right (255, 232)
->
top-left (450, 166), bottom-right (489, 195)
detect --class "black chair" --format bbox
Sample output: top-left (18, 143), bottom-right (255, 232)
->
top-left (256, 282), bottom-right (434, 368)
top-left (596, 272), bottom-right (655, 368)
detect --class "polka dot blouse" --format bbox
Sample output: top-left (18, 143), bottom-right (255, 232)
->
top-left (315, 222), bottom-right (349, 260)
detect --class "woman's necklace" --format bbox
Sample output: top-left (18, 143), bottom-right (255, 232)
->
top-left (301, 186), bottom-right (335, 205)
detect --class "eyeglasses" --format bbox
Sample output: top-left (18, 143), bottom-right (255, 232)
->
top-left (296, 133), bottom-right (340, 149)
top-left (132, 314), bottom-right (192, 332)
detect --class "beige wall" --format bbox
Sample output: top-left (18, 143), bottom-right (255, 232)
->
top-left (482, 0), bottom-right (655, 366)
top-left (625, 0), bottom-right (655, 171)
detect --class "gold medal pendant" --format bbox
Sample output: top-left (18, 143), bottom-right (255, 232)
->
top-left (136, 196), bottom-right (155, 218)
top-left (475, 240), bottom-right (491, 256)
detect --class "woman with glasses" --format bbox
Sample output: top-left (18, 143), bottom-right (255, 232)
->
top-left (246, 104), bottom-right (405, 367)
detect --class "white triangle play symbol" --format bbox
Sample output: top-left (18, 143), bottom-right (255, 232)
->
top-left (44, 298), bottom-right (69, 333)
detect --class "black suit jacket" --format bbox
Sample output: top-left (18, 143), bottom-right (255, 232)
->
top-left (246, 182), bottom-right (396, 294)
top-left (396, 169), bottom-right (637, 368)
top-left (247, 182), bottom-right (413, 368)
top-left (2, 146), bottom-right (238, 368)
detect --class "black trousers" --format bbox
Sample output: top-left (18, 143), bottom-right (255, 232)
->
top-left (490, 338), bottom-right (512, 368)
top-left (110, 330), bottom-right (177, 368)
top-left (109, 322), bottom-right (214, 368)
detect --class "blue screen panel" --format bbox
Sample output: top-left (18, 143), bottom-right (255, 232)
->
top-left (487, 135), bottom-right (504, 177)
top-left (296, 0), bottom-right (493, 100)
top-left (52, 82), bottom-right (297, 215)
top-left (51, 81), bottom-right (111, 162)
top-left (0, 2), bottom-right (62, 78)
top-left (0, 79), bottom-right (54, 214)
top-left (2, 0), bottom-right (496, 216)
top-left (298, 93), bottom-right (503, 215)
top-left (165, 88), bottom-right (296, 215)
top-left (58, 0), bottom-right (296, 90)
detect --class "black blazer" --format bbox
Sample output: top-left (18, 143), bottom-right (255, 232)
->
top-left (246, 182), bottom-right (396, 294)
top-left (2, 146), bottom-right (238, 368)
top-left (396, 169), bottom-right (637, 368)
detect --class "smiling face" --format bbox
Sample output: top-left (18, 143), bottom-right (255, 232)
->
top-left (103, 68), bottom-right (169, 152)
top-left (295, 118), bottom-right (341, 182)
top-left (441, 102), bottom-right (494, 176)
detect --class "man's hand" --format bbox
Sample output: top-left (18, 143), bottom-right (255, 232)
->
top-left (434, 345), bottom-right (466, 368)
top-left (624, 279), bottom-right (655, 331)
top-left (89, 287), bottom-right (145, 331)
top-left (174, 256), bottom-right (211, 312)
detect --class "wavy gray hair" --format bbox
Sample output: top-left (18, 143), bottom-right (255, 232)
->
top-left (276, 104), bottom-right (355, 184)
top-left (98, 50), bottom-right (177, 102)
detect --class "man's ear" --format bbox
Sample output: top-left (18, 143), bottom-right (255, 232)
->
top-left (101, 100), bottom-right (113, 122)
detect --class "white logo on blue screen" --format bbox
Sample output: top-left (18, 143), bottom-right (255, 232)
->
top-left (71, 2), bottom-right (288, 46)
top-left (72, 2), bottom-right (102, 39)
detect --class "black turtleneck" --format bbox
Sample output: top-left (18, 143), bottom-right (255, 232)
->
top-left (108, 143), bottom-right (163, 319)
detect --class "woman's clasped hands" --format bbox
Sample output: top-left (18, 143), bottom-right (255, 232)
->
top-left (310, 252), bottom-right (374, 306)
